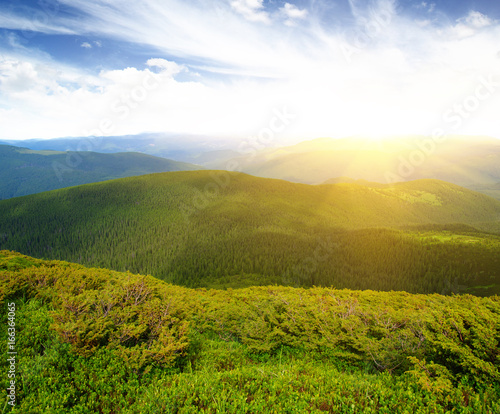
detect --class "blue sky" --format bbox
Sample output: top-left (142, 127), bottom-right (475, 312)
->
top-left (0, 0), bottom-right (499, 141)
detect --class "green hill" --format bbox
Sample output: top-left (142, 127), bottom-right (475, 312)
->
top-left (1, 171), bottom-right (499, 294)
top-left (1, 251), bottom-right (499, 413)
top-left (0, 144), bottom-right (201, 199)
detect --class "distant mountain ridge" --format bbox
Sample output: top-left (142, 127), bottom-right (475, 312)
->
top-left (0, 133), bottom-right (240, 164)
top-left (0, 144), bottom-right (201, 199)
top-left (212, 135), bottom-right (500, 199)
top-left (4, 134), bottom-right (500, 200)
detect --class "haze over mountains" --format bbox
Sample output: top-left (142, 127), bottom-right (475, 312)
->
top-left (3, 134), bottom-right (500, 200)
top-left (0, 133), bottom-right (240, 166)
top-left (212, 135), bottom-right (500, 198)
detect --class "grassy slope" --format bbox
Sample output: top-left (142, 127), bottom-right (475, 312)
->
top-left (1, 251), bottom-right (499, 413)
top-left (0, 144), bottom-right (201, 199)
top-left (0, 171), bottom-right (499, 294)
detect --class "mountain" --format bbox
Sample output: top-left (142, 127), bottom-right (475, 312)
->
top-left (9, 134), bottom-right (500, 201)
top-left (467, 182), bottom-right (500, 201)
top-left (214, 136), bottom-right (500, 198)
top-left (1, 171), bottom-right (499, 294)
top-left (1, 250), bottom-right (499, 413)
top-left (0, 144), bottom-right (201, 199)
top-left (0, 133), bottom-right (241, 163)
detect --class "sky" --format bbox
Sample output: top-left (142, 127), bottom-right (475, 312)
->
top-left (0, 0), bottom-right (499, 142)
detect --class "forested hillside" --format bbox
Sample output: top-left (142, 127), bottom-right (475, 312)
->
top-left (1, 171), bottom-right (499, 295)
top-left (1, 251), bottom-right (499, 413)
top-left (0, 144), bottom-right (200, 199)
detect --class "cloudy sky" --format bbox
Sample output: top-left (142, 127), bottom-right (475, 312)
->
top-left (0, 0), bottom-right (499, 141)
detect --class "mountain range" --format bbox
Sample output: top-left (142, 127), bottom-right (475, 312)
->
top-left (2, 138), bottom-right (500, 411)
top-left (208, 135), bottom-right (500, 199)
top-left (0, 133), bottom-right (240, 165)
top-left (1, 170), bottom-right (499, 294)
top-left (0, 144), bottom-right (200, 199)
top-left (3, 134), bottom-right (500, 200)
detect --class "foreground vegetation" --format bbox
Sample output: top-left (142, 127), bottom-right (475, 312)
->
top-left (1, 251), bottom-right (499, 413)
top-left (1, 171), bottom-right (500, 295)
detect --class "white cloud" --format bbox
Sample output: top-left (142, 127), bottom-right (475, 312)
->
top-left (0, 60), bottom-right (40, 93)
top-left (280, 3), bottom-right (308, 26)
top-left (146, 58), bottom-right (185, 76)
top-left (0, 54), bottom-right (280, 139)
top-left (0, 12), bottom-right (76, 35)
top-left (0, 2), bottom-right (500, 140)
top-left (452, 10), bottom-right (495, 39)
top-left (280, 3), bottom-right (308, 19)
top-left (460, 10), bottom-right (493, 29)
top-left (230, 0), bottom-right (270, 24)
top-left (81, 42), bottom-right (92, 48)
